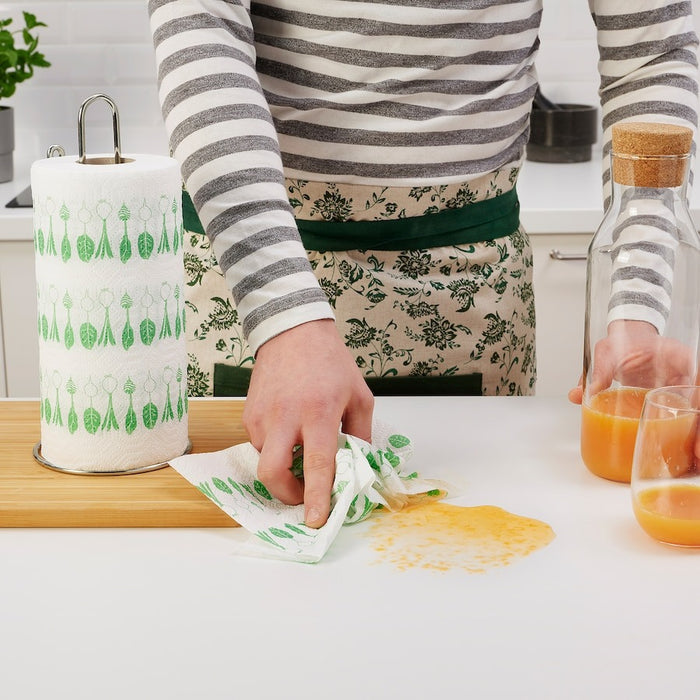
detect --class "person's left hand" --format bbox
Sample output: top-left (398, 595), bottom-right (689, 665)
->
top-left (568, 319), bottom-right (695, 404)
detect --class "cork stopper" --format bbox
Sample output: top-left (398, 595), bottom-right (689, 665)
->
top-left (612, 122), bottom-right (693, 187)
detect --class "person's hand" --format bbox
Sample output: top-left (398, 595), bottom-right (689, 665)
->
top-left (242, 319), bottom-right (374, 528)
top-left (568, 320), bottom-right (695, 404)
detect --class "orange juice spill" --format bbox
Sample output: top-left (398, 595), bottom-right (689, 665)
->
top-left (633, 484), bottom-right (700, 546)
top-left (580, 387), bottom-right (648, 482)
top-left (366, 502), bottom-right (555, 574)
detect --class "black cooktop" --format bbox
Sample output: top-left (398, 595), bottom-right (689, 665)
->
top-left (6, 185), bottom-right (32, 208)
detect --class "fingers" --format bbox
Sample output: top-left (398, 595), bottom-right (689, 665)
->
top-left (256, 434), bottom-right (304, 506)
top-left (300, 427), bottom-right (339, 528)
top-left (341, 384), bottom-right (374, 442)
top-left (568, 385), bottom-right (583, 404)
top-left (588, 339), bottom-right (617, 396)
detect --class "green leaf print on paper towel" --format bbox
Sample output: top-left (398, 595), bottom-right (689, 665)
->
top-left (50, 372), bottom-right (63, 427)
top-left (159, 283), bottom-right (173, 340)
top-left (212, 476), bottom-right (232, 494)
top-left (174, 286), bottom-right (183, 339)
top-left (171, 196), bottom-right (180, 254)
top-left (254, 480), bottom-right (272, 500)
top-left (139, 289), bottom-right (156, 346)
top-left (48, 286), bottom-right (60, 342)
top-left (45, 198), bottom-right (57, 257)
top-left (98, 290), bottom-right (116, 346)
top-left (79, 293), bottom-right (98, 349)
top-left (142, 374), bottom-right (158, 429)
top-left (123, 378), bottom-right (137, 434)
top-left (66, 378), bottom-right (78, 434)
top-left (388, 434), bottom-right (410, 449)
top-left (83, 379), bottom-right (101, 434)
top-left (198, 481), bottom-right (224, 507)
top-left (161, 367), bottom-right (175, 423)
top-left (119, 203), bottom-right (132, 263)
top-left (100, 376), bottom-right (119, 431)
top-left (157, 195), bottom-right (171, 254)
top-left (95, 201), bottom-right (114, 259)
top-left (60, 203), bottom-right (71, 262)
top-left (76, 204), bottom-right (95, 262)
top-left (120, 293), bottom-right (134, 350)
top-left (138, 201), bottom-right (154, 259)
top-left (176, 368), bottom-right (185, 420)
top-left (35, 226), bottom-right (44, 255)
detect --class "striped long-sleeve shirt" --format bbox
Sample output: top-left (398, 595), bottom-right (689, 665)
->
top-left (149, 0), bottom-right (698, 354)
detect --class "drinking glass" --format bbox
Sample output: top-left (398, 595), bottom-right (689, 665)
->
top-left (631, 385), bottom-right (700, 546)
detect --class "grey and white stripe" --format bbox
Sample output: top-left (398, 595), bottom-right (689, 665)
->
top-left (149, 0), bottom-right (698, 352)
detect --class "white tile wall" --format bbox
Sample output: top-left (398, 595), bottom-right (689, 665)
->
top-left (2, 0), bottom-right (700, 174)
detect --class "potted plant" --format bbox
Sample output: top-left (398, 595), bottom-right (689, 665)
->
top-left (0, 11), bottom-right (50, 182)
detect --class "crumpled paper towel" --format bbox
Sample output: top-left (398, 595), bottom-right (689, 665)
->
top-left (169, 420), bottom-right (443, 563)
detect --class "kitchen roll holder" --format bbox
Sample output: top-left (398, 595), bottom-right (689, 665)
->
top-left (33, 93), bottom-right (192, 476)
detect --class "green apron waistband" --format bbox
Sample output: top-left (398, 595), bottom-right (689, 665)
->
top-left (213, 364), bottom-right (482, 397)
top-left (297, 188), bottom-right (519, 251)
top-left (182, 187), bottom-right (519, 252)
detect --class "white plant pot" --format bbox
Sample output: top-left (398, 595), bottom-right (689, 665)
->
top-left (0, 106), bottom-right (14, 183)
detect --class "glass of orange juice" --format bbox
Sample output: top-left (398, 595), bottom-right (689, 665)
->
top-left (581, 386), bottom-right (648, 483)
top-left (631, 386), bottom-right (700, 546)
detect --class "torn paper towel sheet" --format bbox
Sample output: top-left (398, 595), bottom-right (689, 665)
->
top-left (169, 420), bottom-right (444, 563)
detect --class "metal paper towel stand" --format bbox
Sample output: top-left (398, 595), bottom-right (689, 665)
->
top-left (46, 92), bottom-right (128, 164)
top-left (34, 93), bottom-right (192, 476)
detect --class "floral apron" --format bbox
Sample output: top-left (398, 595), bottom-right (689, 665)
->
top-left (183, 167), bottom-right (536, 397)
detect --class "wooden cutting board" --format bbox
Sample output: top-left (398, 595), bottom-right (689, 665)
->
top-left (0, 398), bottom-right (248, 527)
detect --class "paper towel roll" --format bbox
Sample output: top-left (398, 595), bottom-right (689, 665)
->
top-left (31, 153), bottom-right (189, 473)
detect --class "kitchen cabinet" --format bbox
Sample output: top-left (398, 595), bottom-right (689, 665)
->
top-left (530, 232), bottom-right (591, 397)
top-left (0, 302), bottom-right (5, 396)
top-left (0, 240), bottom-right (39, 397)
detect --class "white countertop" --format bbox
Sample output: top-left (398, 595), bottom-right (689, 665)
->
top-left (2, 153), bottom-right (699, 241)
top-left (2, 395), bottom-right (700, 700)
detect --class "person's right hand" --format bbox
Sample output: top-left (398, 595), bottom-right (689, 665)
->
top-left (568, 319), bottom-right (695, 404)
top-left (242, 319), bottom-right (374, 528)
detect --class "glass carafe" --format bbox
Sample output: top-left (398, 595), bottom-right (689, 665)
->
top-left (581, 122), bottom-right (700, 483)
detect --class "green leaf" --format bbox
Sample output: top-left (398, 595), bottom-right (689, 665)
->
top-left (388, 434), bottom-right (410, 449)
top-left (83, 407), bottom-right (100, 434)
top-left (175, 310), bottom-right (182, 339)
top-left (383, 450), bottom-right (400, 469)
top-left (122, 322), bottom-right (134, 350)
top-left (63, 323), bottom-right (74, 349)
top-left (253, 479), bottom-right (273, 500)
top-left (138, 231), bottom-right (154, 259)
top-left (365, 451), bottom-right (380, 471)
top-left (76, 234), bottom-right (94, 262)
top-left (60, 234), bottom-right (71, 262)
top-left (197, 482), bottom-right (223, 507)
top-left (119, 232), bottom-right (131, 263)
top-left (43, 398), bottom-right (51, 423)
top-left (285, 523), bottom-right (311, 536)
top-left (35, 227), bottom-right (44, 254)
top-left (67, 407), bottom-right (78, 434)
top-left (255, 531), bottom-right (284, 549)
top-left (212, 477), bottom-right (232, 494)
top-left (40, 314), bottom-right (48, 340)
top-left (139, 318), bottom-right (156, 346)
top-left (79, 322), bottom-right (97, 349)
top-left (227, 478), bottom-right (244, 496)
top-left (142, 402), bottom-right (158, 429)
top-left (269, 527), bottom-right (294, 539)
top-left (125, 405), bottom-right (137, 434)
